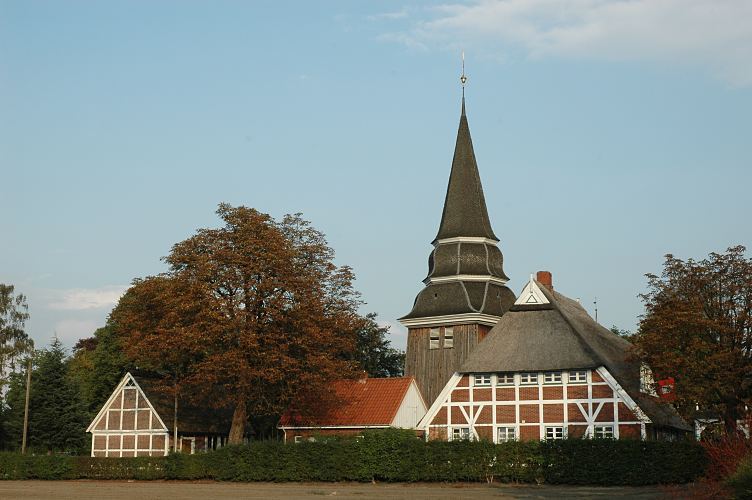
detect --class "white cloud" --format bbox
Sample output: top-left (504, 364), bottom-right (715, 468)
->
top-left (47, 285), bottom-right (128, 311)
top-left (384, 0), bottom-right (752, 86)
top-left (368, 9), bottom-right (410, 21)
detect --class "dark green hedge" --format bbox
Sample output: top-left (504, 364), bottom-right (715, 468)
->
top-left (0, 430), bottom-right (706, 485)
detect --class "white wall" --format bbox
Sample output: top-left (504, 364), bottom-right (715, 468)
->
top-left (392, 381), bottom-right (428, 429)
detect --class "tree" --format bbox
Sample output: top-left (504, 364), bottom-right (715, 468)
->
top-left (111, 205), bottom-right (361, 443)
top-left (4, 339), bottom-right (88, 453)
top-left (609, 326), bottom-right (634, 341)
top-left (351, 313), bottom-right (405, 377)
top-left (67, 325), bottom-right (131, 416)
top-left (633, 245), bottom-right (752, 433)
top-left (0, 284), bottom-right (32, 387)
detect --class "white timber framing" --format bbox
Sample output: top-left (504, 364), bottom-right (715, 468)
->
top-left (422, 366), bottom-right (651, 442)
top-left (87, 372), bottom-right (171, 457)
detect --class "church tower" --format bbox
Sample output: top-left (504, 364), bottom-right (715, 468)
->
top-left (399, 77), bottom-right (515, 405)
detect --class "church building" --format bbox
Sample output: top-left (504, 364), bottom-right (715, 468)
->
top-left (400, 75), bottom-right (690, 441)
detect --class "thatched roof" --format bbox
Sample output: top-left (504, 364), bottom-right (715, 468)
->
top-left (460, 280), bottom-right (691, 431)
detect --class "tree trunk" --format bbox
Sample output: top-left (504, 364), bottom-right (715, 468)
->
top-left (173, 386), bottom-right (179, 453)
top-left (228, 398), bottom-right (247, 445)
top-left (723, 406), bottom-right (740, 436)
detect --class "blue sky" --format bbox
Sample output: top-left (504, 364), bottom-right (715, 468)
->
top-left (2, 0), bottom-right (751, 351)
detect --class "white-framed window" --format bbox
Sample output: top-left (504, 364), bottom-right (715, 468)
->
top-left (429, 328), bottom-right (440, 349)
top-left (474, 374), bottom-right (491, 386)
top-left (452, 427), bottom-right (471, 441)
top-left (520, 372), bottom-right (538, 385)
top-left (497, 427), bottom-right (516, 443)
top-left (545, 426), bottom-right (565, 440)
top-left (593, 426), bottom-right (614, 439)
top-left (544, 372), bottom-right (562, 384)
top-left (496, 373), bottom-right (515, 386)
top-left (294, 435), bottom-right (303, 444)
top-left (444, 327), bottom-right (454, 348)
top-left (568, 370), bottom-right (587, 384)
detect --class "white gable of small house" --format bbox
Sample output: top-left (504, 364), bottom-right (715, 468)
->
top-left (87, 372), bottom-right (168, 434)
top-left (514, 276), bottom-right (550, 306)
top-left (391, 379), bottom-right (429, 429)
top-left (87, 372), bottom-right (170, 457)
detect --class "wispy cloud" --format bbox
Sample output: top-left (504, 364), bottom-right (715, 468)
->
top-left (368, 9), bottom-right (410, 21)
top-left (382, 0), bottom-right (752, 86)
top-left (48, 285), bottom-right (128, 311)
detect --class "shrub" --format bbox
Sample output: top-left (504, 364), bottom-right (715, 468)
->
top-left (74, 456), bottom-right (165, 480)
top-left (0, 452), bottom-right (74, 480)
top-left (541, 439), bottom-right (706, 486)
top-left (727, 455), bottom-right (752, 500)
top-left (702, 435), bottom-right (752, 483)
top-left (0, 430), bottom-right (708, 485)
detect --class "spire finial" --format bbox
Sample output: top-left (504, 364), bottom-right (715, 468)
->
top-left (460, 51), bottom-right (467, 115)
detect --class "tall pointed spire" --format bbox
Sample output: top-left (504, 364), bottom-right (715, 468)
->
top-left (434, 60), bottom-right (497, 243)
top-left (400, 58), bottom-right (515, 406)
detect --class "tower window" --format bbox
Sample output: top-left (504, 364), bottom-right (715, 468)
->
top-left (444, 327), bottom-right (454, 348)
top-left (429, 329), bottom-right (440, 349)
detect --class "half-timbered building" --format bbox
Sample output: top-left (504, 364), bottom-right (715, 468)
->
top-left (87, 372), bottom-right (233, 456)
top-left (419, 273), bottom-right (691, 442)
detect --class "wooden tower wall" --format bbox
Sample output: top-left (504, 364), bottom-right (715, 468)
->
top-left (405, 323), bottom-right (491, 406)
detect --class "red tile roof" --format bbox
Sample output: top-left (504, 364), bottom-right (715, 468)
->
top-left (279, 377), bottom-right (416, 427)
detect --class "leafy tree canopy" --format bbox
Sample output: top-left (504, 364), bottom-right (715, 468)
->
top-left (67, 325), bottom-right (131, 416)
top-left (351, 313), bottom-right (405, 377)
top-left (633, 245), bottom-right (752, 433)
top-left (0, 284), bottom-right (32, 387)
top-left (110, 204), bottom-right (362, 443)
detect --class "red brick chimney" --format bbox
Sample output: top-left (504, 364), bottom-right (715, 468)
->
top-left (536, 271), bottom-right (553, 291)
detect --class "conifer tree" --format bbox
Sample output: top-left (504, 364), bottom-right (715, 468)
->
top-left (3, 340), bottom-right (88, 453)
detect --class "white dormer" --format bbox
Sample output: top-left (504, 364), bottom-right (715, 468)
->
top-left (514, 274), bottom-right (550, 306)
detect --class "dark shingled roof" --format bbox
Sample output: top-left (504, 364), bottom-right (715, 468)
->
top-left (402, 281), bottom-right (516, 320)
top-left (459, 282), bottom-right (691, 431)
top-left (434, 98), bottom-right (498, 242)
top-left (401, 98), bottom-right (512, 322)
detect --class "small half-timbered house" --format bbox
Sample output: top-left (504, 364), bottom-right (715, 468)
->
top-left (278, 376), bottom-right (427, 442)
top-left (87, 372), bottom-right (233, 456)
top-left (419, 273), bottom-right (691, 442)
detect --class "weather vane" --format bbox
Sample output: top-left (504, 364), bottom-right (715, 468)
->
top-left (460, 51), bottom-right (468, 89)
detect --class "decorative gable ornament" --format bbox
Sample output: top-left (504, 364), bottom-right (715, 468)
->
top-left (514, 275), bottom-right (550, 306)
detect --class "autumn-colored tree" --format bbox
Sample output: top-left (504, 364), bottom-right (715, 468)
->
top-left (111, 205), bottom-right (361, 443)
top-left (633, 245), bottom-right (752, 433)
